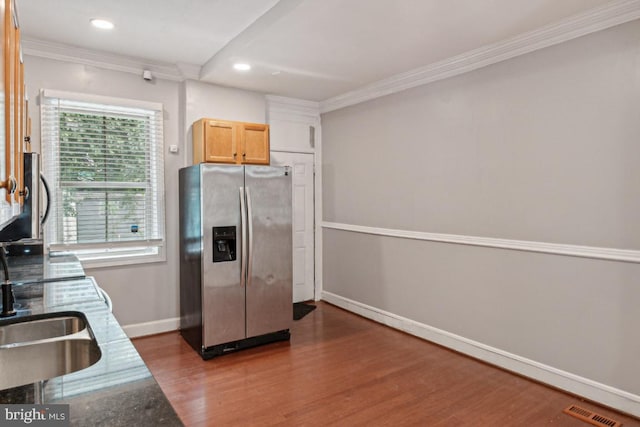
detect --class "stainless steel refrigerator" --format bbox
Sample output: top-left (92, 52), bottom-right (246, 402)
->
top-left (179, 164), bottom-right (292, 359)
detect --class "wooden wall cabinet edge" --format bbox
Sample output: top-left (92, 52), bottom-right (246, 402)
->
top-left (1, 0), bottom-right (29, 213)
top-left (193, 118), bottom-right (270, 166)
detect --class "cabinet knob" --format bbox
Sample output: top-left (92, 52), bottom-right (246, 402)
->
top-left (242, 153), bottom-right (246, 157)
top-left (1, 177), bottom-right (17, 194)
top-left (233, 152), bottom-right (237, 158)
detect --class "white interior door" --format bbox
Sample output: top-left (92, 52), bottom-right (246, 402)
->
top-left (270, 152), bottom-right (315, 302)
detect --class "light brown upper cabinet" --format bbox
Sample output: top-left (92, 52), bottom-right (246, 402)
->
top-left (1, 0), bottom-right (24, 208)
top-left (193, 118), bottom-right (270, 165)
top-left (0, 0), bottom-right (29, 225)
top-left (13, 26), bottom-right (24, 205)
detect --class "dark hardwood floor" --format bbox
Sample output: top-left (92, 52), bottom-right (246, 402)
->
top-left (133, 302), bottom-right (640, 426)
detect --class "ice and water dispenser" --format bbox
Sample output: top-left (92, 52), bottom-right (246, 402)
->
top-left (212, 226), bottom-right (236, 262)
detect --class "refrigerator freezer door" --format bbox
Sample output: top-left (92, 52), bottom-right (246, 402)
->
top-left (201, 164), bottom-right (246, 347)
top-left (245, 166), bottom-right (293, 338)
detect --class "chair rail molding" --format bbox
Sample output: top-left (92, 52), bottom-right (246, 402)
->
top-left (322, 222), bottom-right (640, 263)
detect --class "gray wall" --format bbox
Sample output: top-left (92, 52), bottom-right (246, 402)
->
top-left (25, 56), bottom-right (182, 327)
top-left (182, 79), bottom-right (266, 165)
top-left (322, 19), bottom-right (640, 396)
top-left (25, 56), bottom-right (267, 328)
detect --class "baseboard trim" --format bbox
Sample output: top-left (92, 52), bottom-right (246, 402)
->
top-left (122, 317), bottom-right (180, 338)
top-left (322, 222), bottom-right (640, 264)
top-left (321, 291), bottom-right (640, 418)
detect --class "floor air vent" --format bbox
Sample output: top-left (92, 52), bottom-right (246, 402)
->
top-left (563, 404), bottom-right (622, 427)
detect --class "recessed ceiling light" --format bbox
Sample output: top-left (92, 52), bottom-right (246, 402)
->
top-left (233, 63), bottom-right (251, 72)
top-left (90, 19), bottom-right (114, 30)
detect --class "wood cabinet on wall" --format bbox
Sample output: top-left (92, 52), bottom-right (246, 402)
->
top-left (193, 118), bottom-right (270, 165)
top-left (0, 0), bottom-right (28, 226)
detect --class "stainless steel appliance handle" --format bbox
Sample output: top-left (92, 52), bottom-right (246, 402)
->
top-left (246, 187), bottom-right (254, 286)
top-left (239, 187), bottom-right (247, 288)
top-left (40, 173), bottom-right (51, 226)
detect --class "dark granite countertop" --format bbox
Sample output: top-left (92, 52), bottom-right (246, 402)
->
top-left (0, 256), bottom-right (183, 426)
top-left (7, 254), bottom-right (85, 284)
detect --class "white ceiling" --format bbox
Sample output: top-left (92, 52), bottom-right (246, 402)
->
top-left (19, 0), bottom-right (617, 101)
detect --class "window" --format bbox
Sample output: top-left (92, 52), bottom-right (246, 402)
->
top-left (41, 90), bottom-right (165, 266)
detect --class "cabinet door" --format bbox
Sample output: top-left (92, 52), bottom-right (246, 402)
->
top-left (2, 0), bottom-right (15, 204)
top-left (0, 0), bottom-right (5, 208)
top-left (240, 123), bottom-right (269, 165)
top-left (13, 26), bottom-right (22, 205)
top-left (204, 120), bottom-right (237, 164)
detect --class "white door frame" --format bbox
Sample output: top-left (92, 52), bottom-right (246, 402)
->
top-left (266, 95), bottom-right (322, 301)
top-left (271, 150), bottom-right (316, 302)
top-left (313, 126), bottom-right (322, 301)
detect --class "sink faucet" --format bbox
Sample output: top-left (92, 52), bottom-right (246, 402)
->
top-left (0, 245), bottom-right (16, 317)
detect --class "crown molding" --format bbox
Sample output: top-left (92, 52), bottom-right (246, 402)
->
top-left (266, 95), bottom-right (321, 124)
top-left (320, 0), bottom-right (640, 113)
top-left (175, 62), bottom-right (201, 81)
top-left (22, 38), bottom-right (201, 82)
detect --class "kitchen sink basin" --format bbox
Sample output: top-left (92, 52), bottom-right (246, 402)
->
top-left (0, 312), bottom-right (88, 346)
top-left (0, 312), bottom-right (101, 390)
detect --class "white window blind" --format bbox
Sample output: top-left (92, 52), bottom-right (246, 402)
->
top-left (40, 90), bottom-right (165, 264)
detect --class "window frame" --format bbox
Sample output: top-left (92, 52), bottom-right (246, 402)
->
top-left (40, 89), bottom-right (166, 268)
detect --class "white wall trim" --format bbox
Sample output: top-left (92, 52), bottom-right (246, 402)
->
top-left (319, 0), bottom-right (640, 113)
top-left (322, 222), bottom-right (640, 264)
top-left (42, 88), bottom-right (164, 111)
top-left (271, 147), bottom-right (315, 154)
top-left (322, 291), bottom-right (640, 417)
top-left (266, 95), bottom-right (321, 124)
top-left (314, 124), bottom-right (323, 301)
top-left (22, 38), bottom-right (201, 82)
top-left (122, 317), bottom-right (180, 338)
top-left (265, 95), bottom-right (323, 301)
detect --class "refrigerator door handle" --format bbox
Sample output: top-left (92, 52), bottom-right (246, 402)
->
top-left (40, 173), bottom-right (52, 226)
top-left (239, 187), bottom-right (247, 288)
top-left (246, 186), bottom-right (254, 286)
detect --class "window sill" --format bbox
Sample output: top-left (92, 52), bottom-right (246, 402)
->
top-left (50, 245), bottom-right (166, 270)
top-left (78, 251), bottom-right (167, 270)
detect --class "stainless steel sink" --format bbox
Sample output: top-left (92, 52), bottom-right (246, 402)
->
top-left (0, 313), bottom-right (87, 346)
top-left (0, 312), bottom-right (101, 390)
